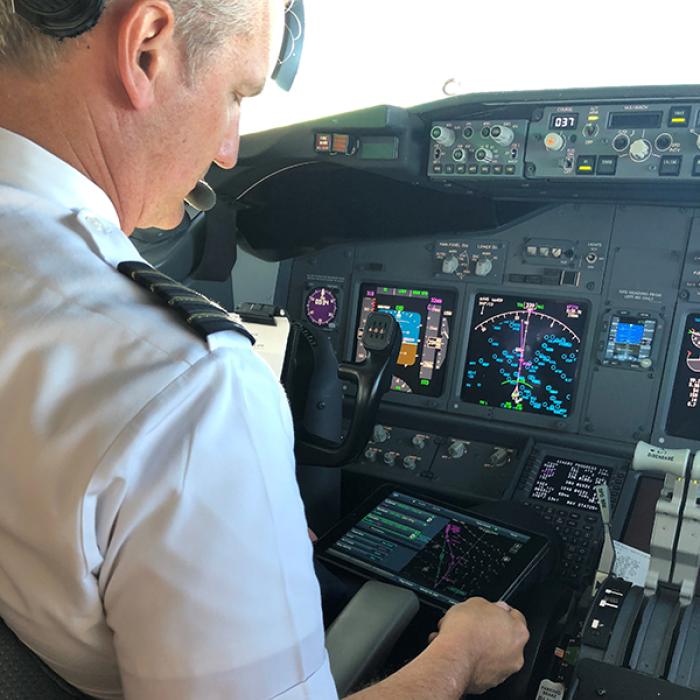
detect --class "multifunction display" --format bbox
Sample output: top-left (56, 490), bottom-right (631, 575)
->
top-left (462, 294), bottom-right (588, 418)
top-left (530, 456), bottom-right (612, 512)
top-left (603, 315), bottom-right (656, 367)
top-left (320, 491), bottom-right (546, 607)
top-left (355, 284), bottom-right (456, 397)
top-left (666, 313), bottom-right (700, 440)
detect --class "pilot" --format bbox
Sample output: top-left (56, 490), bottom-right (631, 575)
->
top-left (0, 0), bottom-right (529, 698)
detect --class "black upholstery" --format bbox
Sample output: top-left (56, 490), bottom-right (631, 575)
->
top-left (0, 619), bottom-right (92, 699)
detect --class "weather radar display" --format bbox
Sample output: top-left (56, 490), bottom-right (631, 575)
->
top-left (462, 294), bottom-right (588, 418)
top-left (355, 284), bottom-right (456, 397)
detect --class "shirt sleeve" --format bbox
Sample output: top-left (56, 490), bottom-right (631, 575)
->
top-left (88, 343), bottom-right (339, 700)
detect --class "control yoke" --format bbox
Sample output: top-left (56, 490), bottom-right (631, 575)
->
top-left (282, 312), bottom-right (401, 467)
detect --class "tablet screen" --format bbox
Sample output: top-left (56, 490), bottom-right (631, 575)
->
top-left (317, 490), bottom-right (549, 608)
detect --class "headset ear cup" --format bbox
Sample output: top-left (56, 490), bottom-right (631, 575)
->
top-left (13, 0), bottom-right (105, 39)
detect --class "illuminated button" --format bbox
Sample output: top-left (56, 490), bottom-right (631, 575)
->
top-left (432, 164), bottom-right (443, 174)
top-left (668, 105), bottom-right (691, 127)
top-left (693, 156), bottom-right (700, 176)
top-left (480, 165), bottom-right (491, 174)
top-left (314, 133), bottom-right (331, 153)
top-left (596, 156), bottom-right (618, 176)
top-left (468, 164), bottom-right (479, 174)
top-left (505, 165), bottom-right (516, 175)
top-left (331, 133), bottom-right (354, 154)
top-left (445, 164), bottom-right (455, 174)
top-left (456, 164), bottom-right (467, 174)
top-left (659, 155), bottom-right (682, 176)
top-left (492, 164), bottom-right (504, 175)
top-left (576, 155), bottom-right (596, 174)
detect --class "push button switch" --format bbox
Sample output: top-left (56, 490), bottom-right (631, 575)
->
top-left (659, 155), bottom-right (682, 176)
top-left (576, 155), bottom-right (596, 174)
top-left (596, 156), bottom-right (617, 176)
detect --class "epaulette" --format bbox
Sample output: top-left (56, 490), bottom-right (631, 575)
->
top-left (117, 261), bottom-right (255, 345)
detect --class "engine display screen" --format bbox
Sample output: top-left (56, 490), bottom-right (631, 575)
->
top-left (530, 456), bottom-right (612, 512)
top-left (603, 315), bottom-right (656, 366)
top-left (317, 489), bottom-right (549, 608)
top-left (355, 284), bottom-right (456, 397)
top-left (666, 313), bottom-right (700, 440)
top-left (549, 113), bottom-right (579, 130)
top-left (462, 294), bottom-right (588, 418)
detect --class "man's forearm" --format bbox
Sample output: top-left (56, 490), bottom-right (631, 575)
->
top-left (343, 639), bottom-right (470, 700)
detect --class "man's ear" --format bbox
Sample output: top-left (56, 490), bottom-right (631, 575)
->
top-left (117, 0), bottom-right (178, 110)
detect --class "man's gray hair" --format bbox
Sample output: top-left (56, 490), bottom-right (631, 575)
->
top-left (0, 0), bottom-right (259, 74)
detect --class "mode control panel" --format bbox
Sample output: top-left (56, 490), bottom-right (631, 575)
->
top-left (356, 425), bottom-right (519, 501)
top-left (429, 119), bottom-right (528, 178)
top-left (527, 102), bottom-right (700, 181)
top-left (433, 239), bottom-right (507, 281)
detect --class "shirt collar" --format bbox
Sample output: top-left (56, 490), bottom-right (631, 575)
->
top-left (0, 126), bottom-right (121, 229)
top-left (0, 126), bottom-right (148, 268)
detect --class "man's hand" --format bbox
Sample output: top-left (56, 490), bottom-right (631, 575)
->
top-left (429, 597), bottom-right (529, 695)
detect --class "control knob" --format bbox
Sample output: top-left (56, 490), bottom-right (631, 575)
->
top-left (448, 440), bottom-right (467, 459)
top-left (544, 132), bottom-right (565, 152)
top-left (411, 434), bottom-right (427, 450)
top-left (475, 257), bottom-right (493, 277)
top-left (612, 133), bottom-right (630, 152)
top-left (364, 448), bottom-right (378, 463)
top-left (372, 424), bottom-right (389, 443)
top-left (403, 455), bottom-right (418, 470)
top-left (629, 138), bottom-right (652, 163)
top-left (383, 451), bottom-right (399, 467)
top-left (490, 125), bottom-right (515, 147)
top-left (431, 126), bottom-right (456, 148)
top-left (489, 447), bottom-right (509, 467)
top-left (442, 254), bottom-right (460, 275)
top-left (475, 147), bottom-right (495, 163)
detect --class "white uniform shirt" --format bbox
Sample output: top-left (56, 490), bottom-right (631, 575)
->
top-left (0, 127), bottom-right (338, 700)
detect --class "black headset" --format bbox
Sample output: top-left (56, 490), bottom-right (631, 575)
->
top-left (12, 0), bottom-right (105, 39)
top-left (13, 0), bottom-right (304, 87)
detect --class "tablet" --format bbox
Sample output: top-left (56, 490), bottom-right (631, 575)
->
top-left (316, 487), bottom-right (551, 609)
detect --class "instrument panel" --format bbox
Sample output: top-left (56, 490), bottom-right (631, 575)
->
top-left (429, 100), bottom-right (700, 182)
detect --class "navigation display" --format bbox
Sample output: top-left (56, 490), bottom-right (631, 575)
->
top-left (530, 456), bottom-right (612, 512)
top-left (603, 315), bottom-right (656, 366)
top-left (317, 490), bottom-right (549, 608)
top-left (666, 313), bottom-right (700, 440)
top-left (355, 284), bottom-right (456, 397)
top-left (462, 294), bottom-right (588, 418)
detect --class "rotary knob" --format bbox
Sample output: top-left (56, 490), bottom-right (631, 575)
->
top-left (475, 257), bottom-right (493, 277)
top-left (442, 254), bottom-right (460, 275)
top-left (431, 125), bottom-right (456, 148)
top-left (629, 138), bottom-right (652, 163)
top-left (475, 147), bottom-right (495, 163)
top-left (372, 424), bottom-right (389, 443)
top-left (403, 455), bottom-right (418, 470)
top-left (544, 132), bottom-right (565, 151)
top-left (383, 451), bottom-right (399, 467)
top-left (490, 125), bottom-right (515, 147)
top-left (489, 447), bottom-right (509, 467)
top-left (448, 440), bottom-right (467, 459)
top-left (412, 434), bottom-right (427, 449)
